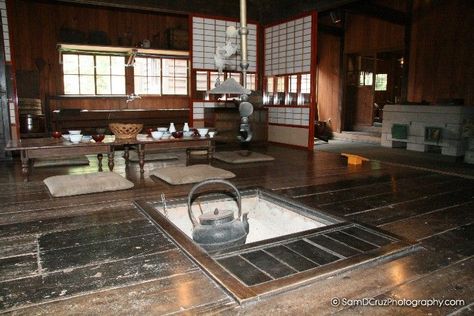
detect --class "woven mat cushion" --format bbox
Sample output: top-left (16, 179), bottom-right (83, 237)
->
top-left (44, 172), bottom-right (134, 197)
top-left (151, 164), bottom-right (235, 185)
top-left (34, 156), bottom-right (90, 168)
top-left (213, 150), bottom-right (274, 164)
top-left (128, 151), bottom-right (178, 162)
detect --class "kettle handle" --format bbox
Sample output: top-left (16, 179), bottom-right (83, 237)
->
top-left (187, 179), bottom-right (242, 228)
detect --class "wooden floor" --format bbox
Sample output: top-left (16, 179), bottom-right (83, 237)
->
top-left (0, 144), bottom-right (473, 315)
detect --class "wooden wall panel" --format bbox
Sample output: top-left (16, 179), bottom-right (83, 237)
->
top-left (48, 96), bottom-right (189, 111)
top-left (316, 32), bottom-right (341, 132)
top-left (372, 0), bottom-right (407, 12)
top-left (408, 0), bottom-right (474, 105)
top-left (9, 0), bottom-right (189, 110)
top-left (50, 109), bottom-right (190, 134)
top-left (344, 14), bottom-right (404, 54)
top-left (342, 12), bottom-right (404, 129)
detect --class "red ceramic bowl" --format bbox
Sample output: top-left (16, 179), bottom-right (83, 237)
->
top-left (171, 131), bottom-right (183, 139)
top-left (146, 128), bottom-right (154, 136)
top-left (92, 134), bottom-right (105, 142)
top-left (52, 131), bottom-right (62, 139)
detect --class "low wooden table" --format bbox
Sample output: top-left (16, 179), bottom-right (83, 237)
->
top-left (6, 136), bottom-right (215, 181)
top-left (116, 136), bottom-right (214, 173)
top-left (5, 137), bottom-right (114, 181)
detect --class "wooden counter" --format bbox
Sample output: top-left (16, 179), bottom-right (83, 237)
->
top-left (50, 109), bottom-right (190, 134)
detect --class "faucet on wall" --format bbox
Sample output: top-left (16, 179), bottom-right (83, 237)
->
top-left (126, 93), bottom-right (141, 103)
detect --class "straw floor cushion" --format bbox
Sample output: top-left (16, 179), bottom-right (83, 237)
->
top-left (213, 150), bottom-right (274, 164)
top-left (34, 156), bottom-right (89, 168)
top-left (128, 151), bottom-right (178, 162)
top-left (44, 172), bottom-right (134, 197)
top-left (151, 164), bottom-right (235, 185)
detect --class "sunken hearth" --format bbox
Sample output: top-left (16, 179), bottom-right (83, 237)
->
top-left (135, 188), bottom-right (419, 304)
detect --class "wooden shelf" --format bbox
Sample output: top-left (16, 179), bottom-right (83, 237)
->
top-left (57, 43), bottom-right (189, 57)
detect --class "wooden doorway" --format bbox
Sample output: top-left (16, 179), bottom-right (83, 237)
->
top-left (343, 51), bottom-right (403, 131)
top-left (373, 51), bottom-right (403, 123)
top-left (344, 54), bottom-right (375, 130)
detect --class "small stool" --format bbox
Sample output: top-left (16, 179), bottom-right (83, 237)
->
top-left (341, 153), bottom-right (369, 165)
top-left (186, 146), bottom-right (214, 166)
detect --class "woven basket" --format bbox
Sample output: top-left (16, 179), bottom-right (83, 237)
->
top-left (109, 123), bottom-right (143, 139)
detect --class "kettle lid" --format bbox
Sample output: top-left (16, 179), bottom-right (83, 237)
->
top-left (199, 208), bottom-right (234, 225)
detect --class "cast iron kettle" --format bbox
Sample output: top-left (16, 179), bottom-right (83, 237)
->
top-left (187, 179), bottom-right (249, 252)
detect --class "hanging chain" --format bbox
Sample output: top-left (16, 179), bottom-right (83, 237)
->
top-left (161, 193), bottom-right (168, 218)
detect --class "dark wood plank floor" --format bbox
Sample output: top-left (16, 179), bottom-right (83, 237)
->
top-left (0, 144), bottom-right (472, 315)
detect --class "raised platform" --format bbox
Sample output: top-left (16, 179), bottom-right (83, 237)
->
top-left (381, 104), bottom-right (474, 156)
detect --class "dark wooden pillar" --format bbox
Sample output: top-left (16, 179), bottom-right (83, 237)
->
top-left (0, 22), bottom-right (11, 160)
top-left (401, 0), bottom-right (413, 103)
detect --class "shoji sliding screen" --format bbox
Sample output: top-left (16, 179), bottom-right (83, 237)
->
top-left (264, 12), bottom-right (317, 149)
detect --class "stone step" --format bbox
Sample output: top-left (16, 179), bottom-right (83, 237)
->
top-left (332, 131), bottom-right (381, 144)
top-left (353, 124), bottom-right (382, 133)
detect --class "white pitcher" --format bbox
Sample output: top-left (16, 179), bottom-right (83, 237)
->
top-left (169, 123), bottom-right (176, 133)
top-left (183, 122), bottom-right (190, 132)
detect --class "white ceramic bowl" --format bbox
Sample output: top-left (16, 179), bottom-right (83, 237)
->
top-left (208, 131), bottom-right (216, 138)
top-left (69, 134), bottom-right (83, 143)
top-left (68, 130), bottom-right (81, 135)
top-left (197, 128), bottom-right (209, 137)
top-left (183, 131), bottom-right (194, 137)
top-left (157, 127), bottom-right (168, 132)
top-left (62, 134), bottom-right (70, 141)
top-left (82, 135), bottom-right (92, 142)
top-left (151, 131), bottom-right (164, 140)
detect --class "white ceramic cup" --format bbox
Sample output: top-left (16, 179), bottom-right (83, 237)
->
top-left (151, 131), bottom-right (164, 140)
top-left (69, 134), bottom-right (83, 143)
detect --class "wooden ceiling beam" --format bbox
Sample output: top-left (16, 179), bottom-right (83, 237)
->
top-left (54, 0), bottom-right (364, 24)
top-left (53, 0), bottom-right (242, 18)
top-left (344, 0), bottom-right (407, 25)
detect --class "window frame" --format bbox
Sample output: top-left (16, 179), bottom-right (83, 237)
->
top-left (161, 58), bottom-right (189, 96)
top-left (62, 53), bottom-right (126, 96)
top-left (263, 73), bottom-right (311, 106)
top-left (133, 56), bottom-right (162, 95)
top-left (191, 70), bottom-right (257, 101)
top-left (61, 50), bottom-right (190, 97)
top-left (374, 73), bottom-right (388, 91)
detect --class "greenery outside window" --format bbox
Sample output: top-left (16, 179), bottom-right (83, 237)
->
top-left (359, 71), bottom-right (373, 86)
top-left (375, 74), bottom-right (388, 91)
